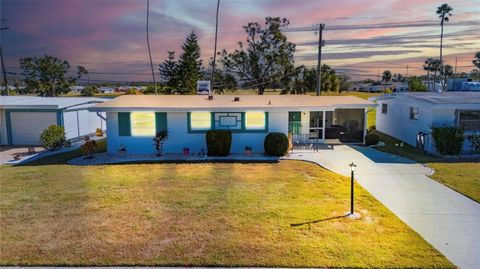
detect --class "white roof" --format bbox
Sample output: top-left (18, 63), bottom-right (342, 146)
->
top-left (0, 96), bottom-right (106, 110)
top-left (371, 92), bottom-right (480, 109)
top-left (90, 95), bottom-right (376, 112)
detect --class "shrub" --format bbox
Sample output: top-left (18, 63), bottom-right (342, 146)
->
top-left (206, 130), bottom-right (232, 156)
top-left (365, 133), bottom-right (380, 146)
top-left (466, 132), bottom-right (480, 153)
top-left (431, 126), bottom-right (465, 155)
top-left (81, 85), bottom-right (98, 96)
top-left (81, 137), bottom-right (97, 159)
top-left (264, 132), bottom-right (289, 156)
top-left (40, 125), bottom-right (66, 151)
top-left (153, 130), bottom-right (169, 156)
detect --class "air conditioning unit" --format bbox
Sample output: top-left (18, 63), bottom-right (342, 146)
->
top-left (197, 80), bottom-right (211, 95)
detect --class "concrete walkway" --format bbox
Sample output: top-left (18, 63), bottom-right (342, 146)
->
top-left (288, 145), bottom-right (480, 269)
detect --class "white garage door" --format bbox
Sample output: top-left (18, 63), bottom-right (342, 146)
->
top-left (10, 112), bottom-right (57, 145)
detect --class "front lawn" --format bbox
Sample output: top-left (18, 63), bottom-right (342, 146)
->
top-left (0, 161), bottom-right (452, 267)
top-left (372, 131), bottom-right (480, 202)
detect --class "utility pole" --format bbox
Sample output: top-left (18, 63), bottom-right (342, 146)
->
top-left (210, 0), bottom-right (220, 92)
top-left (316, 23), bottom-right (325, 96)
top-left (0, 26), bottom-right (9, 96)
top-left (454, 57), bottom-right (458, 74)
top-left (146, 0), bottom-right (157, 94)
top-left (405, 65), bottom-right (409, 79)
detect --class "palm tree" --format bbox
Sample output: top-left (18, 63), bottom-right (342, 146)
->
top-left (473, 51), bottom-right (480, 69)
top-left (423, 58), bottom-right (433, 91)
top-left (430, 59), bottom-right (443, 92)
top-left (436, 4), bottom-right (453, 62)
top-left (440, 64), bottom-right (453, 91)
top-left (382, 70), bottom-right (392, 93)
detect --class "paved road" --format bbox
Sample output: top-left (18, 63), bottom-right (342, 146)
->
top-left (288, 145), bottom-right (480, 269)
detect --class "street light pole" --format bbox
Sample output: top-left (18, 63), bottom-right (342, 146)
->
top-left (349, 162), bottom-right (357, 215)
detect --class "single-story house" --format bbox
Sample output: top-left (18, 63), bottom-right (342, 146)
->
top-left (89, 95), bottom-right (376, 154)
top-left (373, 92), bottom-right (480, 154)
top-left (0, 96), bottom-right (106, 146)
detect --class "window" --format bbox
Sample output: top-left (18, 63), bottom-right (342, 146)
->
top-left (245, 112), bottom-right (266, 130)
top-left (381, 103), bottom-right (388, 114)
top-left (410, 107), bottom-right (419, 120)
top-left (131, 112), bottom-right (155, 136)
top-left (190, 112), bottom-right (211, 131)
top-left (458, 110), bottom-right (480, 131)
top-left (214, 112), bottom-right (242, 130)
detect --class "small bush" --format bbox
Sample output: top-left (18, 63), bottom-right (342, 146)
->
top-left (264, 132), bottom-right (289, 156)
top-left (81, 137), bottom-right (97, 159)
top-left (40, 125), bottom-right (66, 151)
top-left (466, 132), bottom-right (480, 153)
top-left (206, 130), bottom-right (232, 156)
top-left (431, 126), bottom-right (465, 155)
top-left (365, 133), bottom-right (380, 146)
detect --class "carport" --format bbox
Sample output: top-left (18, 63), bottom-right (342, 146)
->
top-left (0, 96), bottom-right (106, 146)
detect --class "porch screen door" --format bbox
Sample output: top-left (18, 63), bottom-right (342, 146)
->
top-left (309, 111), bottom-right (324, 139)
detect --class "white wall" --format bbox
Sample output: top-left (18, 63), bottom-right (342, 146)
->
top-left (63, 109), bottom-right (105, 140)
top-left (106, 111), bottom-right (289, 154)
top-left (376, 98), bottom-right (475, 154)
top-left (376, 98), bottom-right (434, 151)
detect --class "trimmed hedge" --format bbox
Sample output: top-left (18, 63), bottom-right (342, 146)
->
top-left (206, 130), bottom-right (232, 156)
top-left (432, 126), bottom-right (464, 155)
top-left (264, 132), bottom-right (289, 156)
top-left (40, 125), bottom-right (66, 151)
top-left (365, 133), bottom-right (380, 146)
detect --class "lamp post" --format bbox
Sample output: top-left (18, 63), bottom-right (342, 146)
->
top-left (349, 162), bottom-right (357, 215)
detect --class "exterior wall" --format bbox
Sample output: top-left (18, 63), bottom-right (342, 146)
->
top-left (376, 98), bottom-right (475, 153)
top-left (376, 98), bottom-right (434, 151)
top-left (63, 110), bottom-right (105, 140)
top-left (106, 111), bottom-right (288, 154)
top-left (0, 109), bottom-right (7, 145)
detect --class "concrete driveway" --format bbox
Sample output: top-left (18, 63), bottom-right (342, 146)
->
top-left (288, 145), bottom-right (480, 269)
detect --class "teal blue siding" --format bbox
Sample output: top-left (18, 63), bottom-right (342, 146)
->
top-left (155, 112), bottom-right (167, 133)
top-left (118, 112), bottom-right (131, 136)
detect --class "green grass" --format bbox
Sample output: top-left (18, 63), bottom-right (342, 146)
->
top-left (0, 161), bottom-right (452, 267)
top-left (372, 131), bottom-right (480, 202)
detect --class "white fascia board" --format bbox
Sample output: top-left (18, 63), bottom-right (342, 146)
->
top-left (88, 104), bottom-right (376, 113)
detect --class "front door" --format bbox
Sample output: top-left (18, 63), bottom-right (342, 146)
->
top-left (309, 111), bottom-right (324, 140)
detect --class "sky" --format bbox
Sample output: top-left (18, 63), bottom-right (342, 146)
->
top-left (1, 0), bottom-right (479, 83)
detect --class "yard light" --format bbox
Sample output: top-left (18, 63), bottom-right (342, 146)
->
top-left (349, 162), bottom-right (357, 215)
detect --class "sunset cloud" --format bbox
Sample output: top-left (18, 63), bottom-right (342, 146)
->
top-left (2, 0), bottom-right (479, 81)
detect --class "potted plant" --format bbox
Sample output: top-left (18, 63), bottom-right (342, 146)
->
top-left (183, 147), bottom-right (190, 156)
top-left (244, 146), bottom-right (253, 156)
top-left (81, 136), bottom-right (97, 159)
top-left (153, 130), bottom-right (168, 156)
top-left (118, 142), bottom-right (127, 156)
top-left (96, 128), bottom-right (104, 137)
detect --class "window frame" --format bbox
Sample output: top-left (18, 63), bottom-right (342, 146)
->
top-left (187, 112), bottom-right (268, 133)
top-left (188, 112), bottom-right (212, 133)
top-left (130, 112), bottom-right (156, 137)
top-left (410, 107), bottom-right (419, 120)
top-left (381, 103), bottom-right (388, 114)
top-left (457, 110), bottom-right (480, 131)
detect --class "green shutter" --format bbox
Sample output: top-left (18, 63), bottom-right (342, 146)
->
top-left (155, 112), bottom-right (167, 133)
top-left (118, 112), bottom-right (131, 136)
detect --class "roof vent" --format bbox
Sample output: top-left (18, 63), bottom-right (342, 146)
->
top-left (268, 100), bottom-right (272, 105)
top-left (233, 96), bottom-right (240, 102)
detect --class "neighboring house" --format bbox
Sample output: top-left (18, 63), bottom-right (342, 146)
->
top-left (391, 82), bottom-right (409, 92)
top-left (99, 87), bottom-right (115, 94)
top-left (89, 95), bottom-right (376, 154)
top-left (70, 85), bottom-right (85, 93)
top-left (373, 92), bottom-right (480, 154)
top-left (0, 96), bottom-right (106, 146)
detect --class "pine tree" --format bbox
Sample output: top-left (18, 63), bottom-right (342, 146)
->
top-left (159, 51), bottom-right (179, 93)
top-left (177, 31), bottom-right (203, 94)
